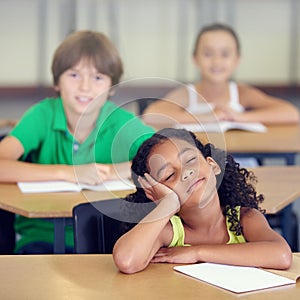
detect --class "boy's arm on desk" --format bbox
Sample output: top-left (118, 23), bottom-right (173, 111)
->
top-left (0, 136), bottom-right (131, 184)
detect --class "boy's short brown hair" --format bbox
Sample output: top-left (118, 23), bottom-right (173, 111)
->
top-left (51, 30), bottom-right (123, 86)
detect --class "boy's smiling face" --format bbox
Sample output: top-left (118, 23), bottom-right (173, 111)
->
top-left (55, 58), bottom-right (112, 119)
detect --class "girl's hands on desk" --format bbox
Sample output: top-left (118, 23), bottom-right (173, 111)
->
top-left (151, 246), bottom-right (198, 264)
top-left (213, 106), bottom-right (241, 122)
top-left (195, 107), bottom-right (237, 123)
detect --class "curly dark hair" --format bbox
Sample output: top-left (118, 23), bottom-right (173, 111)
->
top-left (123, 128), bottom-right (265, 236)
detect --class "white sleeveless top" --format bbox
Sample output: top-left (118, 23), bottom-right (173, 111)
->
top-left (185, 82), bottom-right (257, 168)
top-left (186, 81), bottom-right (244, 114)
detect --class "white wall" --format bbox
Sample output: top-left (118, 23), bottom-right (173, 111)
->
top-left (0, 0), bottom-right (299, 87)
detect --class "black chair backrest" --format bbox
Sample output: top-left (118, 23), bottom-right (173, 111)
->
top-left (73, 198), bottom-right (154, 254)
top-left (0, 209), bottom-right (15, 254)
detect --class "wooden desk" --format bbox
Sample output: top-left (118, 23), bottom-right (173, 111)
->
top-left (0, 254), bottom-right (299, 299)
top-left (195, 124), bottom-right (300, 165)
top-left (0, 184), bottom-right (131, 253)
top-left (0, 166), bottom-right (299, 254)
top-left (2, 167), bottom-right (298, 218)
top-left (0, 183), bottom-right (130, 218)
top-left (252, 166), bottom-right (300, 250)
top-left (252, 166), bottom-right (300, 214)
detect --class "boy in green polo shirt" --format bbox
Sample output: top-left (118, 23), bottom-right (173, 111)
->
top-left (0, 30), bottom-right (154, 254)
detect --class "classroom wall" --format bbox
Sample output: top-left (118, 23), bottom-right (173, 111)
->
top-left (0, 0), bottom-right (299, 89)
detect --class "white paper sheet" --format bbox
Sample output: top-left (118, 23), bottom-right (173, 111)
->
top-left (18, 179), bottom-right (134, 193)
top-left (174, 263), bottom-right (295, 293)
top-left (175, 121), bottom-right (267, 133)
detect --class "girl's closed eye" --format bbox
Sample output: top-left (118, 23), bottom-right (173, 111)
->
top-left (162, 172), bottom-right (175, 182)
top-left (186, 156), bottom-right (196, 164)
top-left (185, 156), bottom-right (198, 168)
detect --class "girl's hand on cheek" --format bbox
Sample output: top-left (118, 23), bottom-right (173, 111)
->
top-left (138, 173), bottom-right (179, 204)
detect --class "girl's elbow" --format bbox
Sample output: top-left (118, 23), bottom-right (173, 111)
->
top-left (270, 243), bottom-right (293, 270)
top-left (278, 250), bottom-right (293, 270)
top-left (113, 257), bottom-right (136, 274)
top-left (294, 113), bottom-right (300, 123)
top-left (289, 109), bottom-right (300, 123)
top-left (113, 249), bottom-right (146, 274)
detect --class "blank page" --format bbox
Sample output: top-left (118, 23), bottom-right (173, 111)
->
top-left (174, 263), bottom-right (295, 293)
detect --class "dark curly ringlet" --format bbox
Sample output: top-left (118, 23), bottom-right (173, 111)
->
top-left (124, 128), bottom-right (265, 236)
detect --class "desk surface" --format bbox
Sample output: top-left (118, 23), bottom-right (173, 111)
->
top-left (0, 184), bottom-right (130, 218)
top-left (0, 254), bottom-right (299, 300)
top-left (252, 166), bottom-right (300, 213)
top-left (0, 166), bottom-right (300, 218)
top-left (0, 166), bottom-right (299, 218)
top-left (195, 124), bottom-right (300, 153)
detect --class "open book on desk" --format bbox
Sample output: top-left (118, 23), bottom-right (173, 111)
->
top-left (175, 121), bottom-right (267, 133)
top-left (174, 254), bottom-right (300, 293)
top-left (17, 179), bottom-right (135, 193)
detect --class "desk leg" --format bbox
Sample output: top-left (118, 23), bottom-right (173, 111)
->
top-left (53, 218), bottom-right (66, 254)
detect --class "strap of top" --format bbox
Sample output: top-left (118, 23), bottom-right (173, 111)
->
top-left (186, 84), bottom-right (200, 113)
top-left (226, 206), bottom-right (246, 244)
top-left (229, 81), bottom-right (245, 112)
top-left (169, 215), bottom-right (186, 247)
top-left (186, 84), bottom-right (214, 114)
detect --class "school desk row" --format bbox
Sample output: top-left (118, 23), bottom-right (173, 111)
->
top-left (0, 124), bottom-right (300, 253)
top-left (0, 165), bottom-right (300, 254)
top-left (193, 123), bottom-right (300, 165)
top-left (0, 253), bottom-right (299, 299)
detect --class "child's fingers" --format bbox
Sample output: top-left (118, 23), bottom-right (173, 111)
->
top-left (137, 176), bottom-right (156, 201)
top-left (143, 173), bottom-right (159, 187)
top-left (138, 173), bottom-right (158, 189)
top-left (95, 164), bottom-right (111, 176)
top-left (138, 176), bottom-right (151, 189)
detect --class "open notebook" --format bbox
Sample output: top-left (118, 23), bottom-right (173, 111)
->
top-left (17, 179), bottom-right (135, 193)
top-left (174, 254), bottom-right (300, 293)
top-left (175, 121), bottom-right (267, 133)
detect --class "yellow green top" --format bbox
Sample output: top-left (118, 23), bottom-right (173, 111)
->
top-left (168, 206), bottom-right (246, 247)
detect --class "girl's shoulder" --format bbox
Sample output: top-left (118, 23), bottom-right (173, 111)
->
top-left (240, 207), bottom-right (264, 220)
top-left (237, 83), bottom-right (266, 105)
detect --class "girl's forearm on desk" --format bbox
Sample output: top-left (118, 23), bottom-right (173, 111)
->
top-left (194, 241), bottom-right (292, 269)
top-left (152, 240), bottom-right (292, 270)
top-left (113, 196), bottom-right (179, 274)
top-left (235, 107), bottom-right (299, 124)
